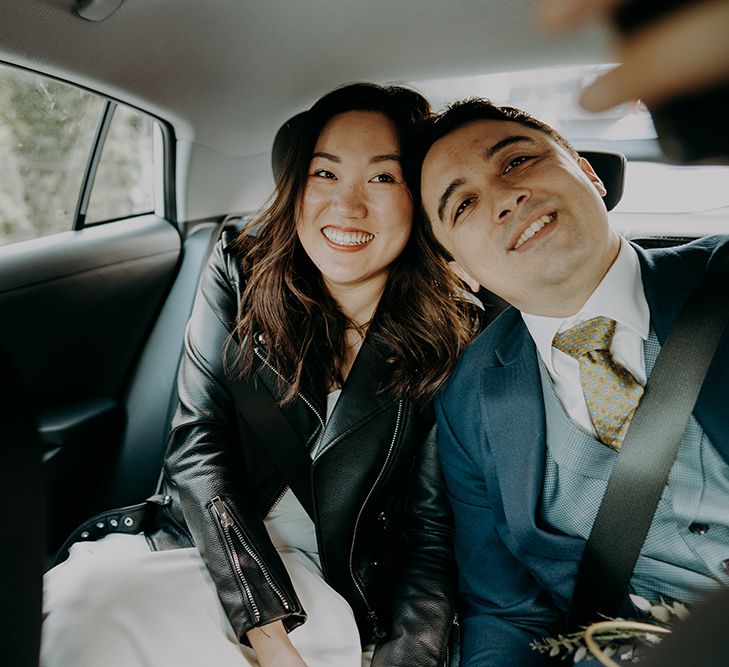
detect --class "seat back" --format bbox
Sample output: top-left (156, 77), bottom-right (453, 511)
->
top-left (87, 221), bottom-right (223, 513)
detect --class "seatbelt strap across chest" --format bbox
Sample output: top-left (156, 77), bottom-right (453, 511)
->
top-left (569, 251), bottom-right (729, 629)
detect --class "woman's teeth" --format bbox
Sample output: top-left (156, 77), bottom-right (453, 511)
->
top-left (322, 228), bottom-right (375, 246)
top-left (513, 213), bottom-right (555, 250)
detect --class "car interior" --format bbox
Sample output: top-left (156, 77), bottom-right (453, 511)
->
top-left (1, 1), bottom-right (727, 665)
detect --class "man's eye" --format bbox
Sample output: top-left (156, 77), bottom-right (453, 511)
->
top-left (370, 173), bottom-right (396, 183)
top-left (312, 169), bottom-right (336, 179)
top-left (454, 197), bottom-right (475, 221)
top-left (504, 156), bottom-right (531, 173)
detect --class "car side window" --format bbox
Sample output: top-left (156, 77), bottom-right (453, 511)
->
top-left (0, 63), bottom-right (157, 248)
top-left (85, 104), bottom-right (155, 225)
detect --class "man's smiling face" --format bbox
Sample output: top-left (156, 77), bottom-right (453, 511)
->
top-left (421, 119), bottom-right (619, 316)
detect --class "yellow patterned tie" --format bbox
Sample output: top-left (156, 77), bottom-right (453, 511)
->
top-left (552, 316), bottom-right (644, 450)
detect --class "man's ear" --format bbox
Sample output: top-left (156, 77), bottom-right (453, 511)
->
top-left (448, 261), bottom-right (481, 293)
top-left (578, 157), bottom-right (607, 198)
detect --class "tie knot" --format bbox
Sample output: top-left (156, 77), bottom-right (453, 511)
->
top-left (552, 316), bottom-right (616, 360)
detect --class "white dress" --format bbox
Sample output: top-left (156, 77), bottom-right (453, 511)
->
top-left (41, 390), bottom-right (375, 667)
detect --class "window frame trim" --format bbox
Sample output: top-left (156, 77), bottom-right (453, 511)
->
top-left (73, 99), bottom-right (116, 230)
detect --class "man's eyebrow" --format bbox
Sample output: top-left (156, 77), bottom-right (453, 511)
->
top-left (437, 177), bottom-right (465, 223)
top-left (486, 135), bottom-right (536, 160)
top-left (311, 151), bottom-right (340, 162)
top-left (434, 136), bottom-right (537, 223)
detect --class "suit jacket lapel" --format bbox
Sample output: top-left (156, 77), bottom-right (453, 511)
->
top-left (635, 242), bottom-right (701, 345)
top-left (483, 313), bottom-right (580, 557)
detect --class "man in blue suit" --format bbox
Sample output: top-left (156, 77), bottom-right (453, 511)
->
top-left (417, 100), bottom-right (729, 666)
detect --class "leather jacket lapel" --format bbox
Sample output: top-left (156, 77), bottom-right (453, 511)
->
top-left (249, 330), bottom-right (397, 459)
top-left (251, 336), bottom-right (325, 449)
top-left (317, 336), bottom-right (396, 459)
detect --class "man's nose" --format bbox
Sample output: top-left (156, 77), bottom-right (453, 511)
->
top-left (495, 187), bottom-right (530, 223)
top-left (334, 183), bottom-right (367, 218)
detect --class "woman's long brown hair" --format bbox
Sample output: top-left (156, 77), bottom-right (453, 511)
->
top-left (232, 83), bottom-right (478, 405)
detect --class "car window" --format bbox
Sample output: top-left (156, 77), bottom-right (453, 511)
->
top-left (85, 103), bottom-right (155, 225)
top-left (0, 65), bottom-right (102, 246)
top-left (0, 63), bottom-right (157, 248)
top-left (615, 163), bottom-right (729, 214)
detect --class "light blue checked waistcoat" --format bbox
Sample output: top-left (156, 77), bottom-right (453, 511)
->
top-left (538, 327), bottom-right (729, 604)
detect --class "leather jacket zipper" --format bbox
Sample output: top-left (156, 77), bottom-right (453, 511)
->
top-left (211, 497), bottom-right (291, 619)
top-left (444, 612), bottom-right (458, 666)
top-left (348, 399), bottom-right (403, 636)
top-left (253, 346), bottom-right (324, 428)
top-left (265, 484), bottom-right (290, 517)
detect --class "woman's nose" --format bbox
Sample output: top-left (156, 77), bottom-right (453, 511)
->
top-left (333, 183), bottom-right (367, 218)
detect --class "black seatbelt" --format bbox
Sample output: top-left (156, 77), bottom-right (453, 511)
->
top-left (570, 252), bottom-right (729, 629)
top-left (230, 372), bottom-right (315, 521)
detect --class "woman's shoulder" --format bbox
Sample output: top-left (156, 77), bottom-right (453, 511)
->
top-left (203, 231), bottom-right (256, 291)
top-left (217, 229), bottom-right (253, 279)
top-left (196, 233), bottom-right (253, 326)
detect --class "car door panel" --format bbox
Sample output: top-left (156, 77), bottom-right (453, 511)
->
top-left (0, 214), bottom-right (181, 550)
top-left (40, 397), bottom-right (121, 550)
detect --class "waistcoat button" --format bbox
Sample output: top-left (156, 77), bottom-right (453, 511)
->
top-left (689, 522), bottom-right (709, 535)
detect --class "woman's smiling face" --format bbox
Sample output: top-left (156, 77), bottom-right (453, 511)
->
top-left (296, 110), bottom-right (413, 297)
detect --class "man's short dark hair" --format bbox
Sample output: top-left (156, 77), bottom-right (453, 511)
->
top-left (411, 98), bottom-right (579, 257)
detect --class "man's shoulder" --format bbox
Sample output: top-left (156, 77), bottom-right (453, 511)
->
top-left (634, 234), bottom-right (729, 275)
top-left (440, 306), bottom-right (524, 400)
top-left (462, 305), bottom-right (522, 360)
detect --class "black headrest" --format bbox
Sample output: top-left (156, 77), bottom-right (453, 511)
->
top-left (578, 150), bottom-right (626, 212)
top-left (271, 111), bottom-right (308, 184)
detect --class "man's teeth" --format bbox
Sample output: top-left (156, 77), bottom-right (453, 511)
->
top-left (322, 228), bottom-right (375, 246)
top-left (513, 214), bottom-right (555, 249)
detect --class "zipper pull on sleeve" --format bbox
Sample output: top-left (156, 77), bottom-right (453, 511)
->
top-left (212, 497), bottom-right (234, 527)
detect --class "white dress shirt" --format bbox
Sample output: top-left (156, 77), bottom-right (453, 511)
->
top-left (521, 236), bottom-right (650, 438)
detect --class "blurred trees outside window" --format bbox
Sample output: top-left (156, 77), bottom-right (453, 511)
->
top-left (0, 64), bottom-right (155, 248)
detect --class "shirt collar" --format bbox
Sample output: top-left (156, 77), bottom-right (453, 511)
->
top-left (521, 236), bottom-right (650, 375)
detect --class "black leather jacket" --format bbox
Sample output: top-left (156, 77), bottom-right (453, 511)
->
top-left (148, 238), bottom-right (456, 666)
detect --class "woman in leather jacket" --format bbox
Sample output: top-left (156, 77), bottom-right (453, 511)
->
top-left (42, 83), bottom-right (479, 667)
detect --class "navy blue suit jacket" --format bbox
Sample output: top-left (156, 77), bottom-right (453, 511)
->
top-left (436, 236), bottom-right (729, 666)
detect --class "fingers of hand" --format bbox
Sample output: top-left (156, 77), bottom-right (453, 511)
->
top-left (534, 0), bottom-right (623, 34)
top-left (579, 0), bottom-right (729, 111)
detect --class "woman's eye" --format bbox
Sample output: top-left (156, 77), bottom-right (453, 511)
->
top-left (454, 197), bottom-right (475, 221)
top-left (504, 156), bottom-right (531, 173)
top-left (312, 169), bottom-right (336, 179)
top-left (370, 173), bottom-right (396, 183)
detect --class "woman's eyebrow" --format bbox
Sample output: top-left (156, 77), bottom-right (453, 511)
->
top-left (371, 153), bottom-right (401, 164)
top-left (311, 152), bottom-right (400, 164)
top-left (312, 151), bottom-right (339, 162)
